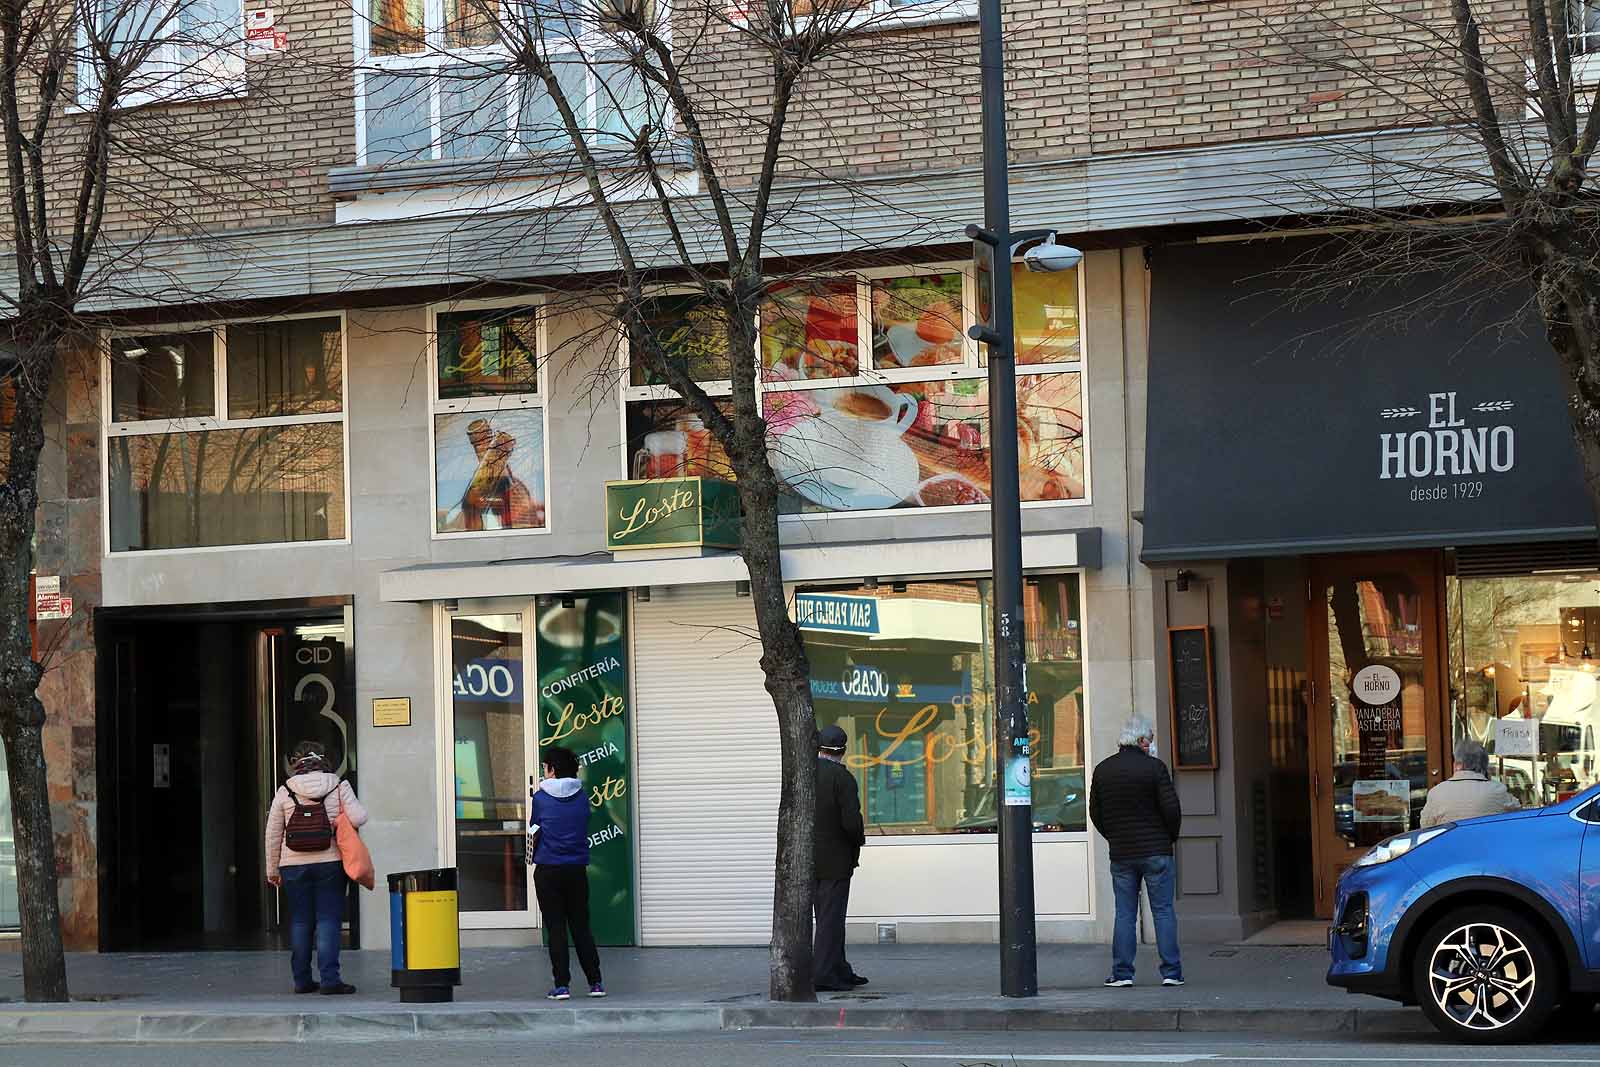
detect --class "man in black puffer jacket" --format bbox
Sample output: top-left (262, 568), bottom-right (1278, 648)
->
top-left (1089, 716), bottom-right (1183, 987)
top-left (814, 724), bottom-right (867, 992)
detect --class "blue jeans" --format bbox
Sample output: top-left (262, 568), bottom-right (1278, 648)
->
top-left (1110, 854), bottom-right (1182, 981)
top-left (282, 861), bottom-right (347, 988)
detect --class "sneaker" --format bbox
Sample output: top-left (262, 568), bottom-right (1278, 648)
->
top-left (547, 986), bottom-right (571, 1000)
top-left (588, 983), bottom-right (607, 998)
top-left (1162, 977), bottom-right (1186, 987)
top-left (1103, 977), bottom-right (1133, 987)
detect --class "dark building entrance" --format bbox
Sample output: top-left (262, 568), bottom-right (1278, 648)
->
top-left (96, 599), bottom-right (355, 951)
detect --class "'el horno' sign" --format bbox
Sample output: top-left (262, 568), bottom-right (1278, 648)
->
top-left (1353, 664), bottom-right (1402, 706)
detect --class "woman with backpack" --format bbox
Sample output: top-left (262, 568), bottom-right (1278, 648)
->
top-left (264, 741), bottom-right (368, 995)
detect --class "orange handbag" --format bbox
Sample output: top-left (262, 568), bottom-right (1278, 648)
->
top-left (335, 811), bottom-right (375, 890)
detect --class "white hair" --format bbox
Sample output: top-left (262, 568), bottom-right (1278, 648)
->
top-left (1118, 716), bottom-right (1156, 749)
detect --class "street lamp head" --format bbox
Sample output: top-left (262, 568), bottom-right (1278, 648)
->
top-left (1021, 237), bottom-right (1083, 274)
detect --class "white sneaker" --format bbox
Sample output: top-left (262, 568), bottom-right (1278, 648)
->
top-left (1103, 977), bottom-right (1133, 987)
top-left (1162, 977), bottom-right (1185, 987)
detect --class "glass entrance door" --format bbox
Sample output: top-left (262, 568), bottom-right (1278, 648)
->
top-left (1309, 554), bottom-right (1449, 918)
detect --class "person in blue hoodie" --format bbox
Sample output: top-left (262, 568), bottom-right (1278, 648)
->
top-left (530, 744), bottom-right (604, 1000)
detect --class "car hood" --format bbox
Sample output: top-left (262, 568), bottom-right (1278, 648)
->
top-left (1452, 806), bottom-right (1547, 827)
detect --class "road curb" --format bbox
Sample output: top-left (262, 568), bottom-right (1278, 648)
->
top-left (0, 1001), bottom-right (1424, 1043)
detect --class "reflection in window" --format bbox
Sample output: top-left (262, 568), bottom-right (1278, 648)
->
top-left (0, 740), bottom-right (15, 929)
top-left (451, 614), bottom-right (528, 913)
top-left (107, 423), bottom-right (346, 551)
top-left (437, 307), bottom-right (539, 398)
top-left (370, 0), bottom-right (425, 54)
top-left (225, 318), bottom-right (343, 418)
top-left (764, 373), bottom-right (1084, 513)
top-left (440, 67), bottom-right (509, 159)
top-left (364, 71), bottom-right (432, 165)
top-left (1448, 570), bottom-right (1600, 809)
top-left (110, 332), bottom-right (217, 422)
top-left (801, 574), bottom-right (1085, 835)
top-left (630, 295), bottom-right (729, 387)
top-left (1012, 263), bottom-right (1080, 365)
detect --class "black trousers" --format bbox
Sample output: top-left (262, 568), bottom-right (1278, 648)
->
top-left (534, 864), bottom-right (602, 988)
top-left (813, 876), bottom-right (853, 987)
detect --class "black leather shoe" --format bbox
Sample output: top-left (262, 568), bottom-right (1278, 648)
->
top-left (294, 984), bottom-right (319, 994)
top-left (320, 982), bottom-right (357, 995)
top-left (847, 974), bottom-right (869, 986)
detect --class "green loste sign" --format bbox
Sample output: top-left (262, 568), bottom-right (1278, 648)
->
top-left (604, 477), bottom-right (740, 552)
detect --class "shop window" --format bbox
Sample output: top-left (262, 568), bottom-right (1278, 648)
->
top-left (1447, 571), bottom-right (1600, 807)
top-left (621, 263), bottom-right (1088, 516)
top-left (430, 302), bottom-right (548, 536)
top-left (798, 573), bottom-right (1087, 836)
top-left (0, 739), bottom-right (15, 930)
top-left (355, 0), bottom-right (651, 166)
top-left (104, 317), bottom-right (348, 553)
top-left (448, 613), bottom-right (530, 914)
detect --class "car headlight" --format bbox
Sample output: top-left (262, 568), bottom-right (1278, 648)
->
top-left (1353, 825), bottom-right (1452, 868)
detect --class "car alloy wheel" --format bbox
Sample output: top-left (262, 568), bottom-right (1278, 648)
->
top-left (1426, 921), bottom-right (1537, 1032)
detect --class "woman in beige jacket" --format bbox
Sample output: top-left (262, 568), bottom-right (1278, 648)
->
top-left (264, 741), bottom-right (368, 994)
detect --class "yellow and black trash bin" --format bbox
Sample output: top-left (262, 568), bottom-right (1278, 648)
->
top-left (389, 868), bottom-right (462, 1003)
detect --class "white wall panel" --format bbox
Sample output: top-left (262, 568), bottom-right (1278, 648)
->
top-left (850, 837), bottom-right (1092, 920)
top-left (633, 584), bottom-right (780, 944)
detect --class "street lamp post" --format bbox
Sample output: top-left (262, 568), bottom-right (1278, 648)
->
top-left (968, 0), bottom-right (1035, 1000)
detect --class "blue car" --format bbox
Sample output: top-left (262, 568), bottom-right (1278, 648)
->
top-left (1327, 782), bottom-right (1600, 1043)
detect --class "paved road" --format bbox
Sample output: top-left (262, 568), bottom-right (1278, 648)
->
top-left (8, 1030), bottom-right (1600, 1066)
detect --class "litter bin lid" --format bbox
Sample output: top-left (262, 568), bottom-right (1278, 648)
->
top-left (387, 867), bottom-right (458, 894)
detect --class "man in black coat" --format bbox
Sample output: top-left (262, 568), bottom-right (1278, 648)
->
top-left (814, 724), bottom-right (867, 992)
top-left (1089, 715), bottom-right (1183, 987)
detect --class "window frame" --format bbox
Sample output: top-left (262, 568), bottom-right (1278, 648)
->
top-left (433, 599), bottom-right (541, 929)
top-left (791, 566), bottom-right (1093, 843)
top-left (425, 295), bottom-right (553, 540)
top-left (617, 260), bottom-right (1093, 519)
top-left (76, 0), bottom-right (248, 110)
top-left (99, 311), bottom-right (352, 556)
top-left (352, 0), bottom-right (671, 168)
top-left (784, 0), bottom-right (978, 33)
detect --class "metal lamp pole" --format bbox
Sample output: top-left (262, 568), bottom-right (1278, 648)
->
top-left (966, 0), bottom-right (1037, 1000)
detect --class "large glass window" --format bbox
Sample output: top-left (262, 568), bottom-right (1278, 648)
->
top-left (799, 574), bottom-right (1086, 835)
top-left (1447, 569), bottom-right (1600, 808)
top-left (622, 263), bottom-right (1087, 516)
top-left (77, 0), bottom-right (246, 108)
top-left (449, 613), bottom-right (529, 913)
top-left (105, 318), bottom-right (347, 552)
top-left (355, 0), bottom-right (652, 166)
top-left (431, 303), bottom-right (548, 536)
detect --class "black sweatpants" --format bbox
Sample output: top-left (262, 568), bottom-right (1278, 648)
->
top-left (534, 864), bottom-right (602, 988)
top-left (813, 876), bottom-right (853, 987)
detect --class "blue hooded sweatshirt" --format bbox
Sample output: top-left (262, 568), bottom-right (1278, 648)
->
top-left (530, 777), bottom-right (590, 866)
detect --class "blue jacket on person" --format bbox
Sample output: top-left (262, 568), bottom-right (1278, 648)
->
top-left (530, 777), bottom-right (590, 866)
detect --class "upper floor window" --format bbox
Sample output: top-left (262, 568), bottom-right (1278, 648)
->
top-left (104, 317), bottom-right (348, 553)
top-left (787, 0), bottom-right (975, 26)
top-left (620, 261), bottom-right (1088, 516)
top-left (78, 0), bottom-right (246, 108)
top-left (356, 0), bottom-right (654, 167)
top-left (1573, 2), bottom-right (1600, 56)
top-left (429, 300), bottom-right (549, 536)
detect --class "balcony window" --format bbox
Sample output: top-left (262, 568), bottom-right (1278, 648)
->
top-left (355, 0), bottom-right (654, 167)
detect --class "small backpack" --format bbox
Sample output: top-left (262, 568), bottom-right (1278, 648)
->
top-left (283, 786), bottom-right (336, 852)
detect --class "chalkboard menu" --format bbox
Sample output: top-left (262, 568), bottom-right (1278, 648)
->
top-left (1167, 625), bottom-right (1218, 770)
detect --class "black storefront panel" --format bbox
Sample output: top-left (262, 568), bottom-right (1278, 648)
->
top-left (1142, 239), bottom-right (1595, 561)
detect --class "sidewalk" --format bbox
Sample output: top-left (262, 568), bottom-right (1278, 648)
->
top-left (0, 943), bottom-right (1424, 1043)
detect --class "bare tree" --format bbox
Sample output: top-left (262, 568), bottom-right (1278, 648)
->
top-left (0, 0), bottom-right (340, 999)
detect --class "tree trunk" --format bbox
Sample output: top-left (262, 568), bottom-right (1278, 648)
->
top-left (738, 464), bottom-right (818, 1003)
top-left (0, 322), bottom-right (69, 1002)
top-left (1, 711), bottom-right (67, 1001)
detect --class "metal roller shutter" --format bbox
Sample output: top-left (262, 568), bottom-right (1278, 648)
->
top-left (634, 585), bottom-right (780, 945)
